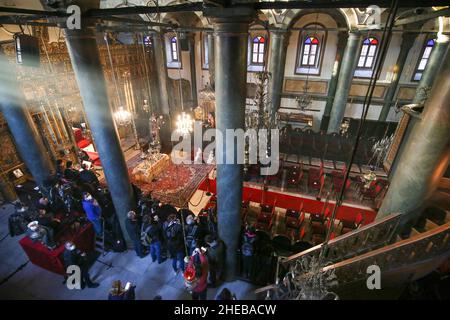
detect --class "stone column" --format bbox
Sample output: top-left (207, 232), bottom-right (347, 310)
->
top-left (390, 36), bottom-right (450, 177)
top-left (205, 6), bottom-right (255, 280)
top-left (152, 31), bottom-right (171, 116)
top-left (322, 31), bottom-right (348, 131)
top-left (64, 27), bottom-right (136, 245)
top-left (268, 29), bottom-right (289, 121)
top-left (188, 33), bottom-right (198, 107)
top-left (378, 32), bottom-right (416, 121)
top-left (327, 32), bottom-right (362, 134)
top-left (377, 45), bottom-right (450, 225)
top-left (207, 32), bottom-right (215, 88)
top-left (0, 50), bottom-right (54, 193)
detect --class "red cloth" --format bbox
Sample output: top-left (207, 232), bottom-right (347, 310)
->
top-left (19, 223), bottom-right (95, 275)
top-left (77, 139), bottom-right (92, 149)
top-left (73, 128), bottom-right (83, 142)
top-left (84, 151), bottom-right (101, 166)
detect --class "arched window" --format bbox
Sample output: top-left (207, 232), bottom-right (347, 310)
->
top-left (413, 38), bottom-right (435, 81)
top-left (251, 36), bottom-right (265, 64)
top-left (358, 37), bottom-right (378, 68)
top-left (170, 36), bottom-right (179, 62)
top-left (301, 36), bottom-right (320, 66)
top-left (202, 33), bottom-right (209, 69)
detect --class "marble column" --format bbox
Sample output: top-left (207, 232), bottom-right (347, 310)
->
top-left (268, 29), bottom-right (289, 121)
top-left (205, 6), bottom-right (255, 280)
top-left (152, 31), bottom-right (171, 116)
top-left (327, 32), bottom-right (362, 134)
top-left (188, 33), bottom-right (198, 107)
top-left (377, 45), bottom-right (450, 226)
top-left (390, 36), bottom-right (450, 177)
top-left (0, 49), bottom-right (54, 194)
top-left (207, 32), bottom-right (215, 89)
top-left (378, 33), bottom-right (416, 121)
top-left (64, 27), bottom-right (136, 245)
top-left (322, 31), bottom-right (348, 131)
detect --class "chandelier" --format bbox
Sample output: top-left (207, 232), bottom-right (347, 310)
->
top-left (114, 106), bottom-right (132, 126)
top-left (268, 255), bottom-right (339, 300)
top-left (176, 111), bottom-right (193, 137)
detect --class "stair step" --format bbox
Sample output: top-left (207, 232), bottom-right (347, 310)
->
top-left (410, 228), bottom-right (421, 237)
top-left (445, 211), bottom-right (450, 223)
top-left (424, 219), bottom-right (439, 231)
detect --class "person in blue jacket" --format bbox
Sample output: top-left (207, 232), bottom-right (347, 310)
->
top-left (82, 192), bottom-right (102, 236)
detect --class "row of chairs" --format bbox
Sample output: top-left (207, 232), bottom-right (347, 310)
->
top-left (279, 128), bottom-right (377, 165)
top-left (204, 193), bottom-right (366, 251)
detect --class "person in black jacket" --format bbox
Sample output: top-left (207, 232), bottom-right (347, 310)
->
top-left (79, 164), bottom-right (99, 186)
top-left (145, 215), bottom-right (164, 264)
top-left (185, 215), bottom-right (199, 256)
top-left (62, 241), bottom-right (99, 289)
top-left (164, 214), bottom-right (185, 275)
top-left (64, 161), bottom-right (80, 182)
top-left (125, 210), bottom-right (145, 258)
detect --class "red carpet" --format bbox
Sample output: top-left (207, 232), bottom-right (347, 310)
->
top-left (127, 154), bottom-right (213, 207)
top-left (198, 178), bottom-right (376, 225)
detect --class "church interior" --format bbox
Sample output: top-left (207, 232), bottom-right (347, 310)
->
top-left (0, 0), bottom-right (449, 301)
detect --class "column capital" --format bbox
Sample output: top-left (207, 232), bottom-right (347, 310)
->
top-left (347, 31), bottom-right (363, 39)
top-left (204, 6), bottom-right (256, 34)
top-left (269, 28), bottom-right (290, 35)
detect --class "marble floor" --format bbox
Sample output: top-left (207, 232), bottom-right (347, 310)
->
top-left (0, 203), bottom-right (256, 300)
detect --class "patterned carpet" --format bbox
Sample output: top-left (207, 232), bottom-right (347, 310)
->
top-left (127, 153), bottom-right (213, 207)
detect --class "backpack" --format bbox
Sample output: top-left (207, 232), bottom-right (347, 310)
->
top-left (165, 222), bottom-right (179, 240)
top-left (141, 225), bottom-right (152, 247)
top-left (185, 224), bottom-right (198, 244)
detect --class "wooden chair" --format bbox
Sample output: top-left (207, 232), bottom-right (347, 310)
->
top-left (308, 162), bottom-right (324, 192)
top-left (286, 163), bottom-right (304, 190)
top-left (285, 210), bottom-right (305, 231)
top-left (255, 203), bottom-right (275, 232)
top-left (340, 212), bottom-right (365, 234)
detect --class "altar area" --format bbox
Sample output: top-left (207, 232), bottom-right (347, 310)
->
top-left (126, 151), bottom-right (214, 208)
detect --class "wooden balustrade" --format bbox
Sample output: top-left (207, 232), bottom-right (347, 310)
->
top-left (282, 212), bottom-right (402, 266)
top-left (322, 221), bottom-right (450, 285)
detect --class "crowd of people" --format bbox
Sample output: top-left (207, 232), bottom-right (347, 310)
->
top-left (18, 157), bottom-right (276, 299)
top-left (20, 159), bottom-right (104, 248)
top-left (121, 195), bottom-right (227, 300)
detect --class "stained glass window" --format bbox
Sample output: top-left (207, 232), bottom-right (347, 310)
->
top-left (413, 39), bottom-right (435, 81)
top-left (251, 36), bottom-right (265, 64)
top-left (171, 37), bottom-right (178, 62)
top-left (301, 36), bottom-right (320, 66)
top-left (357, 37), bottom-right (378, 68)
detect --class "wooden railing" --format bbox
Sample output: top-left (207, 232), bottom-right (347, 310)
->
top-left (282, 212), bottom-right (402, 266)
top-left (322, 221), bottom-right (450, 285)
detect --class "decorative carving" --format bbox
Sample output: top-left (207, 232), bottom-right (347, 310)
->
top-left (383, 112), bottom-right (410, 172)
